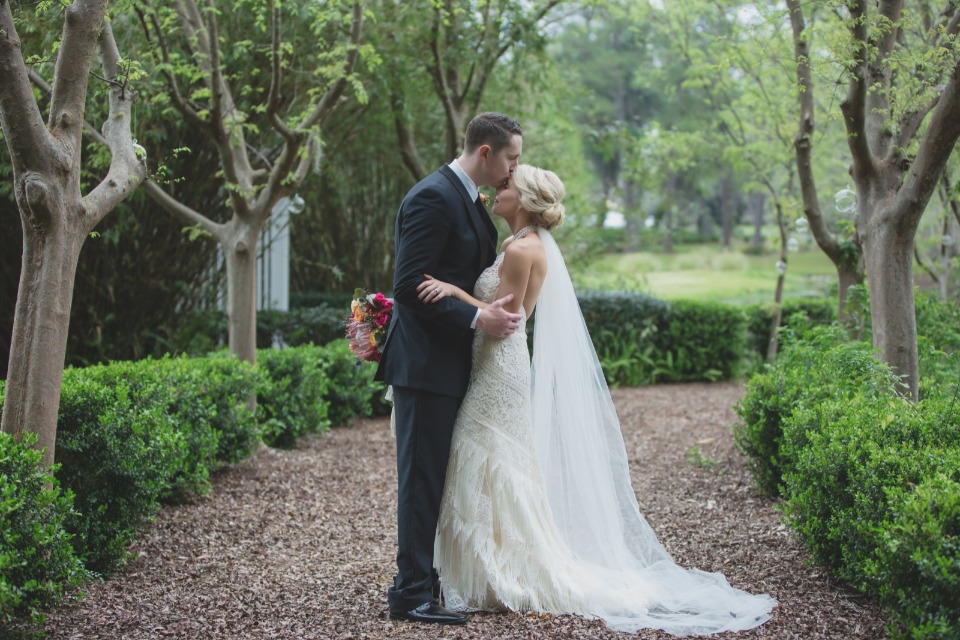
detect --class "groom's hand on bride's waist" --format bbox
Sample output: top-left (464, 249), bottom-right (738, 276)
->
top-left (476, 295), bottom-right (522, 338)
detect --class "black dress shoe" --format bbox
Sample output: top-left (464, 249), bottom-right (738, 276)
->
top-left (390, 602), bottom-right (467, 625)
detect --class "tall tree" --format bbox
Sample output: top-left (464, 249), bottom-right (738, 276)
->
top-left (787, 0), bottom-right (865, 320)
top-left (127, 0), bottom-right (365, 366)
top-left (0, 0), bottom-right (146, 466)
top-left (790, 0), bottom-right (960, 398)
top-left (382, 0), bottom-right (562, 181)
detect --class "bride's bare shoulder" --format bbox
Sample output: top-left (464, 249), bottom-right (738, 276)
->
top-left (502, 235), bottom-right (545, 269)
top-left (502, 233), bottom-right (545, 257)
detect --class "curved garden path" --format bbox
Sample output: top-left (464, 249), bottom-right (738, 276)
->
top-left (44, 383), bottom-right (888, 639)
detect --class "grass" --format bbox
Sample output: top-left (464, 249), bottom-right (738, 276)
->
top-left (573, 244), bottom-right (838, 305)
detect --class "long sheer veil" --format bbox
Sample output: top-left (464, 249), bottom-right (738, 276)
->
top-left (530, 228), bottom-right (775, 635)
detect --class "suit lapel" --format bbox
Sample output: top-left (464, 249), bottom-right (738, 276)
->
top-left (439, 165), bottom-right (496, 271)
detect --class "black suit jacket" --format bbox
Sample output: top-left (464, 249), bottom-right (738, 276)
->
top-left (375, 165), bottom-right (497, 397)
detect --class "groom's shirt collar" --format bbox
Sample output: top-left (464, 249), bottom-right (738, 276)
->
top-left (449, 159), bottom-right (479, 202)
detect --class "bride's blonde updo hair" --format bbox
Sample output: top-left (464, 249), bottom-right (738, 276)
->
top-left (513, 164), bottom-right (565, 230)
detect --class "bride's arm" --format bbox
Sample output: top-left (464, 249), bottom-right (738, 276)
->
top-left (418, 240), bottom-right (536, 314)
top-left (494, 241), bottom-right (535, 315)
top-left (417, 276), bottom-right (487, 308)
top-left (420, 239), bottom-right (540, 317)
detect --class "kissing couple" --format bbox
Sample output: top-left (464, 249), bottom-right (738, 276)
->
top-left (373, 112), bottom-right (777, 635)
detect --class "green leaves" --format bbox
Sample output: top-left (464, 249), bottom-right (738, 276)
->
top-left (0, 431), bottom-right (87, 626)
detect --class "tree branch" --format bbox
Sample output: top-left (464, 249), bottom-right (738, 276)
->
top-left (893, 51), bottom-right (960, 235)
top-left (427, 3), bottom-right (457, 152)
top-left (0, 0), bottom-right (51, 171)
top-left (893, 92), bottom-right (941, 154)
top-left (48, 0), bottom-right (106, 148)
top-left (788, 0), bottom-right (843, 265)
top-left (82, 21), bottom-right (147, 226)
top-left (914, 243), bottom-right (941, 283)
top-left (142, 179), bottom-right (224, 239)
top-left (175, 0), bottom-right (254, 212)
top-left (929, 0), bottom-right (960, 46)
top-left (265, 0), bottom-right (295, 143)
top-left (137, 1), bottom-right (210, 131)
top-left (390, 83), bottom-right (426, 181)
top-left (298, 0), bottom-right (363, 131)
top-left (839, 0), bottom-right (877, 179)
top-left (863, 0), bottom-right (901, 156)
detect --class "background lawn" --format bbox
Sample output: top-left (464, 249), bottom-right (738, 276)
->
top-left (572, 244), bottom-right (837, 305)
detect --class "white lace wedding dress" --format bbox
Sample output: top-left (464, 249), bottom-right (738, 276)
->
top-left (434, 233), bottom-right (776, 636)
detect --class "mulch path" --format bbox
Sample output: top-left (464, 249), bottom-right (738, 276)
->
top-left (42, 383), bottom-right (888, 639)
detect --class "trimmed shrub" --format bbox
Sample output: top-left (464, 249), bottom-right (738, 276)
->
top-left (290, 291), bottom-right (354, 310)
top-left (320, 340), bottom-right (392, 426)
top-left (658, 299), bottom-right (745, 381)
top-left (869, 473), bottom-right (960, 640)
top-left (915, 293), bottom-right (960, 393)
top-left (744, 297), bottom-right (836, 361)
top-left (187, 354), bottom-right (260, 464)
top-left (81, 357), bottom-right (218, 503)
top-left (0, 432), bottom-right (87, 625)
top-left (577, 293), bottom-right (746, 385)
top-left (257, 345), bottom-right (330, 448)
top-left (258, 305), bottom-right (346, 349)
top-left (734, 326), bottom-right (898, 496)
top-left (55, 372), bottom-right (185, 574)
top-left (781, 390), bottom-right (960, 588)
top-left (578, 291), bottom-right (672, 336)
top-left (577, 292), bottom-right (670, 387)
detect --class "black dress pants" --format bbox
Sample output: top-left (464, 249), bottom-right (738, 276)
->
top-left (387, 385), bottom-right (461, 615)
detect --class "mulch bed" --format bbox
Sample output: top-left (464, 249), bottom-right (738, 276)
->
top-left (42, 382), bottom-right (888, 639)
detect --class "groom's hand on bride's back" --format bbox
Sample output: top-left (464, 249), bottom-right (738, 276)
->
top-left (477, 295), bottom-right (522, 338)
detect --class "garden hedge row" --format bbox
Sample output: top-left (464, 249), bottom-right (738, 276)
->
top-left (0, 341), bottom-right (387, 626)
top-left (176, 294), bottom-right (838, 388)
top-left (735, 294), bottom-right (960, 639)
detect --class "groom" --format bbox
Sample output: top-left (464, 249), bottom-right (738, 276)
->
top-left (375, 112), bottom-right (524, 624)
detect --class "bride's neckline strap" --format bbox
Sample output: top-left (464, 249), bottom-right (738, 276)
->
top-left (513, 225), bottom-right (538, 240)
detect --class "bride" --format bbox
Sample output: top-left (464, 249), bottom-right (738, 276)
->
top-left (415, 164), bottom-right (776, 636)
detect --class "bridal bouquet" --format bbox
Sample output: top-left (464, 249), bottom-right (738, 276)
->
top-left (345, 288), bottom-right (393, 363)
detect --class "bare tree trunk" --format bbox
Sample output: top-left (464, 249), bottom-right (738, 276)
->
top-left (0, 4), bottom-right (145, 465)
top-left (861, 218), bottom-right (919, 394)
top-left (3, 228), bottom-right (83, 464)
top-left (721, 173), bottom-right (734, 251)
top-left (223, 225), bottom-right (259, 365)
top-left (663, 209), bottom-right (674, 254)
top-left (788, 0), bottom-right (865, 322)
top-left (767, 199), bottom-right (788, 363)
top-left (445, 104), bottom-right (468, 163)
top-left (623, 181), bottom-right (640, 252)
top-left (751, 192), bottom-right (765, 252)
top-left (940, 214), bottom-right (953, 299)
top-left (127, 0), bottom-right (364, 371)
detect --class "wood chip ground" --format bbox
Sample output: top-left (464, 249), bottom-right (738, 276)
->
top-left (42, 382), bottom-right (889, 639)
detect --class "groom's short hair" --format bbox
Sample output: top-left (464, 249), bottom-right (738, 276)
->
top-left (465, 113), bottom-right (522, 153)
